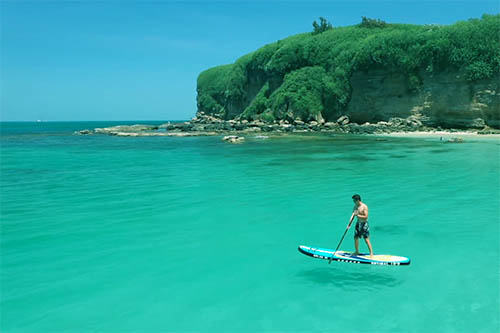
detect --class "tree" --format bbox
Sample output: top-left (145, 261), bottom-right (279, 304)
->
top-left (312, 17), bottom-right (333, 35)
top-left (360, 16), bottom-right (387, 28)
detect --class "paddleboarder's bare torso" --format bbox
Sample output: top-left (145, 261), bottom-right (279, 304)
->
top-left (353, 202), bottom-right (368, 222)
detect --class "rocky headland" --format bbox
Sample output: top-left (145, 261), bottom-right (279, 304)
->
top-left (195, 15), bottom-right (500, 131)
top-left (78, 16), bottom-right (500, 139)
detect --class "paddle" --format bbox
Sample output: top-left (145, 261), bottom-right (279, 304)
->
top-left (328, 212), bottom-right (356, 264)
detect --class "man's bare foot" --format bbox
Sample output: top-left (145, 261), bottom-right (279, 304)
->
top-left (351, 252), bottom-right (360, 256)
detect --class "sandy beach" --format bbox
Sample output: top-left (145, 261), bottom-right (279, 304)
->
top-left (374, 131), bottom-right (500, 140)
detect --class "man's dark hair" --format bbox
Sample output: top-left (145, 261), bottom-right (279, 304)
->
top-left (352, 194), bottom-right (361, 201)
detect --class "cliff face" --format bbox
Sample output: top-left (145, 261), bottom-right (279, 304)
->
top-left (200, 68), bottom-right (500, 128)
top-left (346, 70), bottom-right (500, 128)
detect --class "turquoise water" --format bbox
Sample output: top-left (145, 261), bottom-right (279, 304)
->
top-left (1, 122), bottom-right (499, 332)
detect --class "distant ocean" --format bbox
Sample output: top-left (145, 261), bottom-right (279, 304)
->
top-left (1, 121), bottom-right (499, 332)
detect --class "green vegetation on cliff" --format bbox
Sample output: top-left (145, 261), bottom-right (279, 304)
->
top-left (197, 14), bottom-right (500, 122)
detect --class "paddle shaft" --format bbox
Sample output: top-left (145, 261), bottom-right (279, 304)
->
top-left (328, 213), bottom-right (356, 264)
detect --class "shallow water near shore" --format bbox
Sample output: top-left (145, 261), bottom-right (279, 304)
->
top-left (1, 122), bottom-right (499, 332)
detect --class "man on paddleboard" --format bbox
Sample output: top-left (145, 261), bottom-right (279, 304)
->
top-left (351, 194), bottom-right (374, 257)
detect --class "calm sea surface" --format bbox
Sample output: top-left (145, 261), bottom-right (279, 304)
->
top-left (1, 122), bottom-right (499, 332)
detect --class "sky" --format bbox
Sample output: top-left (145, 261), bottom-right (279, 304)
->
top-left (1, 0), bottom-right (499, 121)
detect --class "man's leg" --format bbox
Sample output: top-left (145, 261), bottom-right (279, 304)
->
top-left (364, 237), bottom-right (374, 257)
top-left (353, 237), bottom-right (360, 255)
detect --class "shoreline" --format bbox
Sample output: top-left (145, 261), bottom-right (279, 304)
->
top-left (76, 115), bottom-right (500, 140)
top-left (77, 128), bottom-right (500, 141)
top-left (373, 131), bottom-right (500, 139)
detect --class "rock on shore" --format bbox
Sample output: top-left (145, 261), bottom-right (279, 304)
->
top-left (222, 135), bottom-right (245, 143)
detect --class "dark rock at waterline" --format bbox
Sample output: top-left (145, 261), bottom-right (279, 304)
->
top-left (222, 135), bottom-right (245, 143)
top-left (80, 113), bottom-right (495, 138)
top-left (77, 129), bottom-right (93, 135)
top-left (442, 136), bottom-right (465, 143)
top-left (94, 125), bottom-right (158, 134)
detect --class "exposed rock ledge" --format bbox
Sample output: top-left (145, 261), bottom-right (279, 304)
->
top-left (75, 114), bottom-right (500, 137)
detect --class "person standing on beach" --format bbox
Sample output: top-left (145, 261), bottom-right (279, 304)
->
top-left (351, 194), bottom-right (374, 257)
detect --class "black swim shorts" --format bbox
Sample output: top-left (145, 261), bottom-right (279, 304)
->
top-left (354, 221), bottom-right (370, 239)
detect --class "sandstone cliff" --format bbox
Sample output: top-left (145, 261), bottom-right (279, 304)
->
top-left (346, 70), bottom-right (499, 128)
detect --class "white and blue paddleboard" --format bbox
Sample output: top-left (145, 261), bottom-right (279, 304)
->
top-left (298, 245), bottom-right (411, 266)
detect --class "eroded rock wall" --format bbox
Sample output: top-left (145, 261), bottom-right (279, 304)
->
top-left (347, 70), bottom-right (500, 128)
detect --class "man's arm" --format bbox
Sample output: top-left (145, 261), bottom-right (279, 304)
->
top-left (347, 211), bottom-right (356, 228)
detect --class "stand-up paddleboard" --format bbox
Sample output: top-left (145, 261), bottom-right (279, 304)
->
top-left (298, 245), bottom-right (411, 266)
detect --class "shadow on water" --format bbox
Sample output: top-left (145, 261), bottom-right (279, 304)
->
top-left (429, 149), bottom-right (452, 154)
top-left (265, 161), bottom-right (286, 167)
top-left (334, 155), bottom-right (378, 162)
top-left (373, 225), bottom-right (407, 235)
top-left (296, 267), bottom-right (402, 291)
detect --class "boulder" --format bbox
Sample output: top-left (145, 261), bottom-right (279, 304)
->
top-left (446, 137), bottom-right (465, 143)
top-left (77, 129), bottom-right (93, 135)
top-left (234, 122), bottom-right (248, 131)
top-left (261, 125), bottom-right (275, 132)
top-left (249, 120), bottom-right (265, 127)
top-left (241, 127), bottom-right (262, 132)
top-left (159, 122), bottom-right (173, 129)
top-left (344, 123), bottom-right (361, 133)
top-left (469, 118), bottom-right (486, 129)
top-left (359, 122), bottom-right (378, 134)
top-left (192, 124), bottom-right (206, 132)
top-left (388, 117), bottom-right (405, 127)
top-left (222, 135), bottom-right (245, 143)
top-left (406, 115), bottom-right (423, 128)
top-left (336, 115), bottom-right (350, 125)
top-left (323, 122), bottom-right (340, 129)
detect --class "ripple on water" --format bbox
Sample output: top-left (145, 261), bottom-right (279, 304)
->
top-left (335, 155), bottom-right (378, 161)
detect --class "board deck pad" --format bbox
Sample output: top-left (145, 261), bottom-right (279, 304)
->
top-left (298, 245), bottom-right (411, 266)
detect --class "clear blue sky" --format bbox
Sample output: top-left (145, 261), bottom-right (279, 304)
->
top-left (1, 0), bottom-right (498, 121)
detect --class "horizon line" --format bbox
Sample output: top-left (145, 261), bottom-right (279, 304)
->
top-left (0, 119), bottom-right (190, 123)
